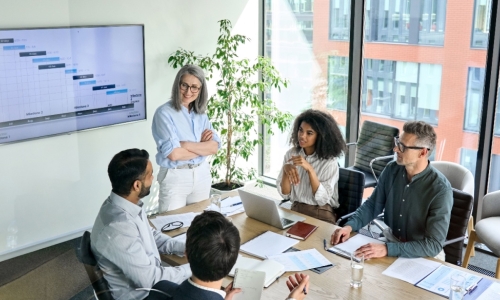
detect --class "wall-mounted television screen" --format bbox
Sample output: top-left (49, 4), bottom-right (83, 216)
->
top-left (0, 25), bottom-right (146, 145)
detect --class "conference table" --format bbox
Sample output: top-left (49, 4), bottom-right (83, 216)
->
top-left (152, 194), bottom-right (497, 300)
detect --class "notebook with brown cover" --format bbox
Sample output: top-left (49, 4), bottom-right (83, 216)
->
top-left (286, 221), bottom-right (318, 240)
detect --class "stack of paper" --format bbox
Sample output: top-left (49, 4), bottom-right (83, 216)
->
top-left (206, 196), bottom-right (245, 216)
top-left (240, 231), bottom-right (298, 259)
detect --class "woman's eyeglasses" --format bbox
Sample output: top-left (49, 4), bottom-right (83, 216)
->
top-left (161, 221), bottom-right (183, 232)
top-left (180, 82), bottom-right (201, 93)
top-left (394, 136), bottom-right (430, 153)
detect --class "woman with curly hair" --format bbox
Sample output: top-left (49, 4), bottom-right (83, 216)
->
top-left (276, 109), bottom-right (346, 223)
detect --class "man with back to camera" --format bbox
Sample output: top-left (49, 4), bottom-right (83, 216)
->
top-left (331, 121), bottom-right (453, 259)
top-left (149, 210), bottom-right (310, 300)
top-left (90, 148), bottom-right (190, 300)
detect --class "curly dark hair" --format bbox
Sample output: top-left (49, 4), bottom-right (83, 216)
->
top-left (290, 109), bottom-right (346, 159)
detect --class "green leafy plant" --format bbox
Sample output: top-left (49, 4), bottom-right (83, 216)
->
top-left (168, 19), bottom-right (292, 190)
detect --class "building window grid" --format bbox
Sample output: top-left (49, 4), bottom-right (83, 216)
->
top-left (360, 58), bottom-right (440, 124)
top-left (330, 0), bottom-right (447, 45)
top-left (471, 0), bottom-right (492, 48)
top-left (464, 67), bottom-right (500, 135)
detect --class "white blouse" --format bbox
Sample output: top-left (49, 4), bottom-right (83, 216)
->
top-left (276, 148), bottom-right (340, 208)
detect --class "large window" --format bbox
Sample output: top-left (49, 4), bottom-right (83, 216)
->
top-left (471, 0), bottom-right (492, 48)
top-left (263, 0), bottom-right (500, 208)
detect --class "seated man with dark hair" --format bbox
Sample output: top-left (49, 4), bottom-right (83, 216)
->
top-left (91, 149), bottom-right (190, 300)
top-left (152, 210), bottom-right (310, 300)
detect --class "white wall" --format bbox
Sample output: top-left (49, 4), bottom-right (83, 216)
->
top-left (0, 0), bottom-right (259, 261)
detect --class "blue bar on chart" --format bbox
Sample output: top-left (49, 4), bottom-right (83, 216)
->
top-left (0, 38), bottom-right (14, 43)
top-left (3, 45), bottom-right (25, 50)
top-left (79, 80), bottom-right (97, 86)
top-left (92, 84), bottom-right (115, 91)
top-left (38, 63), bottom-right (65, 70)
top-left (19, 51), bottom-right (46, 57)
top-left (32, 57), bottom-right (60, 63)
top-left (65, 69), bottom-right (77, 74)
top-left (73, 74), bottom-right (94, 80)
top-left (106, 89), bottom-right (128, 95)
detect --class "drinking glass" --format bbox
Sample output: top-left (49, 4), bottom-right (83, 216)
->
top-left (210, 194), bottom-right (222, 213)
top-left (449, 273), bottom-right (466, 300)
top-left (350, 253), bottom-right (364, 288)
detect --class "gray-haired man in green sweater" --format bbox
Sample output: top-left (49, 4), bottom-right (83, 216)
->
top-left (331, 121), bottom-right (453, 259)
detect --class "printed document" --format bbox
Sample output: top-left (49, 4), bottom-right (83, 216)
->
top-left (382, 257), bottom-right (441, 284)
top-left (267, 248), bottom-right (332, 271)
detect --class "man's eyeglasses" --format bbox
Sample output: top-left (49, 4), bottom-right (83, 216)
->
top-left (161, 221), bottom-right (183, 232)
top-left (394, 136), bottom-right (430, 153)
top-left (180, 82), bottom-right (201, 93)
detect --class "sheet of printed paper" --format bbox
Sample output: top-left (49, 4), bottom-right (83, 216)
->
top-left (267, 248), bottom-right (332, 271)
top-left (382, 257), bottom-right (441, 284)
top-left (149, 212), bottom-right (200, 230)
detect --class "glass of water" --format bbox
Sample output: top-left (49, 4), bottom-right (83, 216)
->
top-left (449, 273), bottom-right (466, 300)
top-left (210, 194), bottom-right (222, 213)
top-left (350, 252), bottom-right (364, 288)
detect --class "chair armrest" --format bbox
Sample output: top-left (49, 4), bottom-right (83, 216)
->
top-left (369, 155), bottom-right (395, 182)
top-left (481, 190), bottom-right (500, 219)
top-left (336, 211), bottom-right (355, 226)
top-left (279, 199), bottom-right (290, 206)
top-left (346, 142), bottom-right (357, 147)
top-left (443, 236), bottom-right (466, 246)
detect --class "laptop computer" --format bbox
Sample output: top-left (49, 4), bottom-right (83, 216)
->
top-left (238, 189), bottom-right (305, 229)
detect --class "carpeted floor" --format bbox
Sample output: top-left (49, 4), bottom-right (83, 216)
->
top-left (0, 238), bottom-right (90, 300)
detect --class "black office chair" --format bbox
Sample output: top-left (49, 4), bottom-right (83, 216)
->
top-left (75, 231), bottom-right (114, 300)
top-left (346, 120), bottom-right (399, 188)
top-left (443, 188), bottom-right (474, 266)
top-left (335, 167), bottom-right (365, 226)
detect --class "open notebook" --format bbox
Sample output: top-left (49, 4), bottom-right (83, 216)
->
top-left (229, 256), bottom-right (285, 288)
top-left (327, 234), bottom-right (385, 262)
top-left (232, 268), bottom-right (266, 300)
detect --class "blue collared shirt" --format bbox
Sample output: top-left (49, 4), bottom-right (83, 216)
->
top-left (152, 101), bottom-right (221, 168)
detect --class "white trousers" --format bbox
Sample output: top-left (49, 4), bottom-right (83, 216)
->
top-left (157, 161), bottom-right (212, 212)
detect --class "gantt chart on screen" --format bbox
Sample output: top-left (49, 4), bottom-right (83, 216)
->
top-left (0, 26), bottom-right (146, 144)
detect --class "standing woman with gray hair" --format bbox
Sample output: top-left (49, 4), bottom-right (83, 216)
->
top-left (152, 65), bottom-right (220, 212)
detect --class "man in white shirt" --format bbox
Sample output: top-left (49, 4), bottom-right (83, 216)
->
top-left (91, 148), bottom-right (191, 300)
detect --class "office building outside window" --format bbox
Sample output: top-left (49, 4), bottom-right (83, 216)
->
top-left (263, 0), bottom-right (500, 197)
top-left (327, 0), bottom-right (440, 44)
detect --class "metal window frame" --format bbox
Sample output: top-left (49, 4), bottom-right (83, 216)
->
top-left (474, 0), bottom-right (500, 222)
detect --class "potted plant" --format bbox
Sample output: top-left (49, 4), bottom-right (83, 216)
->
top-left (168, 19), bottom-right (292, 191)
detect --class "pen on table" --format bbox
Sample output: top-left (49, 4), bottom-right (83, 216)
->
top-left (229, 202), bottom-right (242, 207)
top-left (466, 283), bottom-right (478, 294)
top-left (323, 239), bottom-right (328, 250)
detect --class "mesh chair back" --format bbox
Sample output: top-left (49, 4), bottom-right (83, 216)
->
top-left (75, 231), bottom-right (114, 300)
top-left (353, 120), bottom-right (399, 176)
top-left (335, 167), bottom-right (365, 226)
top-left (444, 189), bottom-right (474, 266)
